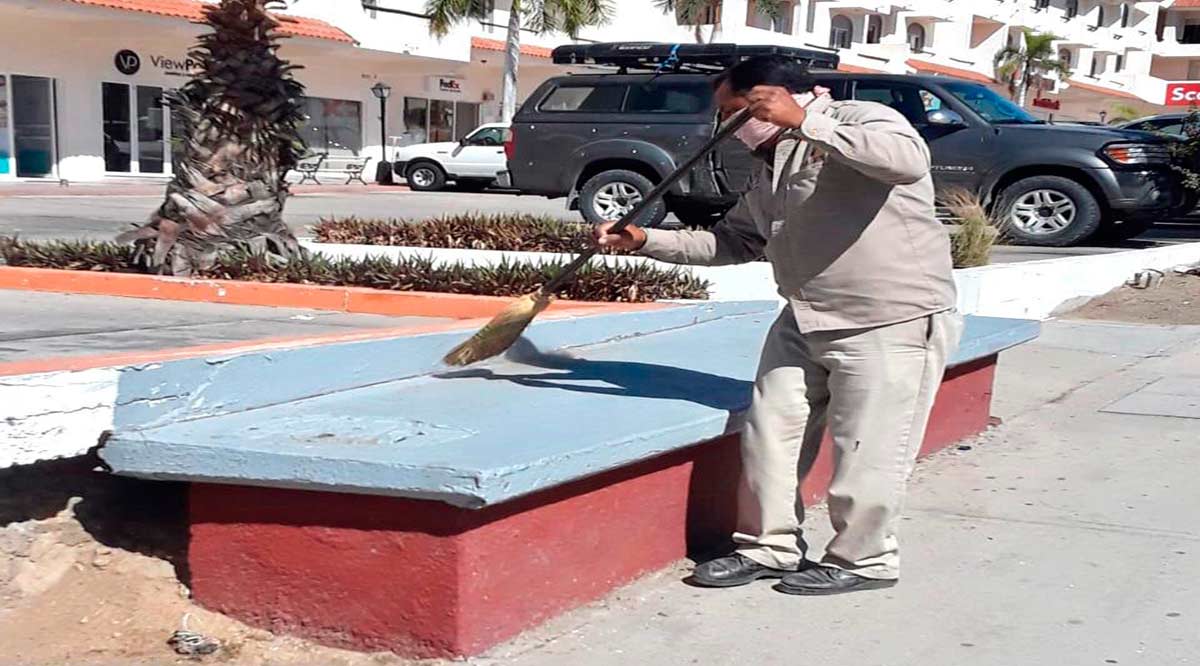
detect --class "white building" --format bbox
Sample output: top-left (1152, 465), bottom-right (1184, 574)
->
top-left (1, 0), bottom-right (1198, 183)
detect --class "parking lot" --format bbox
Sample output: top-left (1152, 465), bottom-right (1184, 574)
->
top-left (1, 187), bottom-right (1198, 264)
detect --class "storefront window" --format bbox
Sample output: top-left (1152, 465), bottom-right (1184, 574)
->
top-left (403, 97), bottom-right (479, 145)
top-left (454, 102), bottom-right (480, 140)
top-left (0, 76), bottom-right (10, 175)
top-left (137, 86), bottom-right (165, 173)
top-left (13, 75), bottom-right (55, 177)
top-left (300, 97), bottom-right (362, 156)
top-left (403, 97), bottom-right (428, 144)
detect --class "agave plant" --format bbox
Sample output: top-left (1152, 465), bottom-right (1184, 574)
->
top-left (0, 237), bottom-right (710, 303)
top-left (118, 0), bottom-right (307, 275)
top-left (312, 213), bottom-right (606, 254)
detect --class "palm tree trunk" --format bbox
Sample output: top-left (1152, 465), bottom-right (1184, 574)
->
top-left (1018, 62), bottom-right (1031, 108)
top-left (501, 3), bottom-right (522, 123)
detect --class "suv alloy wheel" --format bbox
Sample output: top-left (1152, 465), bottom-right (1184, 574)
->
top-left (579, 169), bottom-right (668, 228)
top-left (996, 175), bottom-right (1103, 246)
top-left (405, 161), bottom-right (447, 191)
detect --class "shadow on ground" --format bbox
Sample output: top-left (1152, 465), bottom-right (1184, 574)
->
top-left (0, 451), bottom-right (191, 586)
top-left (437, 337), bottom-right (753, 412)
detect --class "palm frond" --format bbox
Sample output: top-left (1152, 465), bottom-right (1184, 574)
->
top-left (752, 0), bottom-right (784, 20)
top-left (554, 0), bottom-right (613, 37)
top-left (426, 0), bottom-right (481, 37)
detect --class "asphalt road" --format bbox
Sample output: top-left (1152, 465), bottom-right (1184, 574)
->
top-left (1, 188), bottom-right (1197, 264)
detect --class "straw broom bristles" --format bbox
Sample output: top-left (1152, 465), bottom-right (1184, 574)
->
top-left (442, 289), bottom-right (554, 366)
top-left (440, 109), bottom-right (754, 367)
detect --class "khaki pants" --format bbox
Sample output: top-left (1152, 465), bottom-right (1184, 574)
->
top-left (734, 308), bottom-right (963, 580)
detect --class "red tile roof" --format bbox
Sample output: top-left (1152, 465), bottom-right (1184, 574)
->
top-left (471, 37), bottom-right (553, 59)
top-left (61, 0), bottom-right (355, 43)
top-left (1064, 79), bottom-right (1141, 100)
top-left (1174, 0), bottom-right (1200, 8)
top-left (906, 58), bottom-right (995, 83)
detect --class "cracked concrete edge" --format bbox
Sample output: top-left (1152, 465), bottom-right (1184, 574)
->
top-left (0, 367), bottom-right (119, 467)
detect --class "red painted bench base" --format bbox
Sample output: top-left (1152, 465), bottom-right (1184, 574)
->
top-left (188, 355), bottom-right (997, 658)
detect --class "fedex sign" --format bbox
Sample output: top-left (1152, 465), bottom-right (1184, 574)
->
top-left (1166, 83), bottom-right (1200, 106)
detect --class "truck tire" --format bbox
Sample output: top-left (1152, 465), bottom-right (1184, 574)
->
top-left (405, 161), bottom-right (446, 191)
top-left (995, 176), bottom-right (1102, 247)
top-left (579, 170), bottom-right (668, 229)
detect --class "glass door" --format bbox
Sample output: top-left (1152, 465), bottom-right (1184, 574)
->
top-left (0, 76), bottom-right (10, 176)
top-left (103, 82), bottom-right (168, 174)
top-left (402, 97), bottom-right (429, 145)
top-left (429, 99), bottom-right (454, 142)
top-left (102, 82), bottom-right (132, 172)
top-left (12, 75), bottom-right (56, 178)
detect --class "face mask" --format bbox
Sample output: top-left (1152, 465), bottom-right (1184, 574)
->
top-left (733, 88), bottom-right (831, 150)
top-left (734, 117), bottom-right (784, 151)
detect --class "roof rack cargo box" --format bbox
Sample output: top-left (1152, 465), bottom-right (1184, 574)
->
top-left (551, 42), bottom-right (840, 73)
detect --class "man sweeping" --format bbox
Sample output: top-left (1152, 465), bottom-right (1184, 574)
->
top-left (593, 55), bottom-right (962, 596)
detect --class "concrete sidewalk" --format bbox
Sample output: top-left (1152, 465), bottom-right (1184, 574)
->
top-left (465, 319), bottom-right (1200, 666)
top-left (0, 291), bottom-right (450, 363)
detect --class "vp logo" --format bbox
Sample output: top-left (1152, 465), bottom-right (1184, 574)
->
top-left (114, 49), bottom-right (141, 76)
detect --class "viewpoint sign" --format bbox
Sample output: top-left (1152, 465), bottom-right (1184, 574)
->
top-left (1166, 82), bottom-right (1200, 106)
top-left (114, 49), bottom-right (141, 75)
top-left (114, 49), bottom-right (202, 77)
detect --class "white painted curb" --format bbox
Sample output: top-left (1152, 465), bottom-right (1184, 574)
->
top-left (955, 242), bottom-right (1200, 319)
top-left (303, 239), bottom-right (1200, 319)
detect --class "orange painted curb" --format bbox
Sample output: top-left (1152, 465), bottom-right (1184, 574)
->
top-left (0, 267), bottom-right (665, 320)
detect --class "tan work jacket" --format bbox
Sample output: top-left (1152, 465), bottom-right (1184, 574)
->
top-left (642, 96), bottom-right (957, 331)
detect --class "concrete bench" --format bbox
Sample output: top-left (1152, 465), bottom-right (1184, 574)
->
top-left (99, 303), bottom-right (1038, 658)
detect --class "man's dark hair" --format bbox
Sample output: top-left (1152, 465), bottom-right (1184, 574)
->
top-left (716, 55), bottom-right (815, 95)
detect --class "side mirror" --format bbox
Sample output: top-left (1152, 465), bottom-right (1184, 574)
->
top-left (927, 109), bottom-right (967, 127)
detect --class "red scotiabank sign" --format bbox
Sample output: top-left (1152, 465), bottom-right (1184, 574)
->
top-left (1166, 82), bottom-right (1200, 106)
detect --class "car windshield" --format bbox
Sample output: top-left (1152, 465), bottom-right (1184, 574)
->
top-left (941, 81), bottom-right (1042, 124)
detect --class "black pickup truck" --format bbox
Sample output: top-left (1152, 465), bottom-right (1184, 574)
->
top-left (504, 42), bottom-right (1181, 246)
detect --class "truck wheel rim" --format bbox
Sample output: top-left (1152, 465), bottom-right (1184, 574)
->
top-left (1010, 190), bottom-right (1076, 234)
top-left (410, 167), bottom-right (436, 187)
top-left (594, 182), bottom-right (644, 220)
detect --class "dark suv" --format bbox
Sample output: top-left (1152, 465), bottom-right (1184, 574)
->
top-left (506, 43), bottom-right (1180, 246)
top-left (504, 43), bottom-right (836, 228)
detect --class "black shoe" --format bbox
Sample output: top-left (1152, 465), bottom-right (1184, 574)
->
top-left (689, 553), bottom-right (789, 588)
top-left (774, 566), bottom-right (897, 596)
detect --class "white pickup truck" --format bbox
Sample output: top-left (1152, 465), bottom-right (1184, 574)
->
top-left (393, 123), bottom-right (509, 191)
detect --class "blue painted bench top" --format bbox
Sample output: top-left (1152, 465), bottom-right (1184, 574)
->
top-left (101, 304), bottom-right (1038, 508)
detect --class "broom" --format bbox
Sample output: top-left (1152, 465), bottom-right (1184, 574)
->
top-left (442, 108), bottom-right (754, 366)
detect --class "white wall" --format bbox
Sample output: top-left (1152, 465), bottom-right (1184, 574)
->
top-left (0, 4), bottom-right (565, 182)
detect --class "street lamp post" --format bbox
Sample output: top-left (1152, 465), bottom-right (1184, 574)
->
top-left (371, 81), bottom-right (393, 185)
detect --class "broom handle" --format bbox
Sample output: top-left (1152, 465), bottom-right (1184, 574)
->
top-left (540, 108), bottom-right (754, 295)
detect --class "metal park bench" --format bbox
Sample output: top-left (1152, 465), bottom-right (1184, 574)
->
top-left (293, 153), bottom-right (373, 185)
